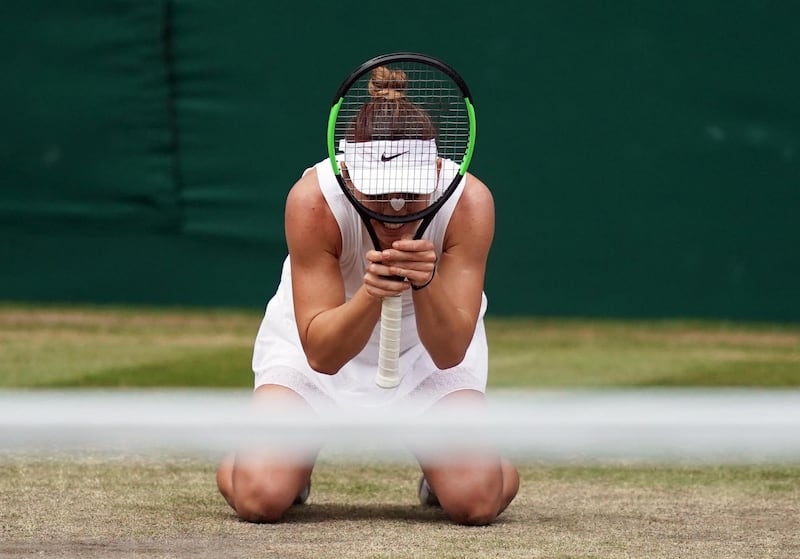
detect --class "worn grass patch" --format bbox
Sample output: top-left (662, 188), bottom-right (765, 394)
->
top-left (1, 455), bottom-right (798, 559)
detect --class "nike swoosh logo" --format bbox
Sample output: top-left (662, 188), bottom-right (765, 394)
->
top-left (380, 151), bottom-right (409, 162)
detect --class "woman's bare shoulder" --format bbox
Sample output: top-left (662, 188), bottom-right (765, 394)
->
top-left (462, 173), bottom-right (494, 209)
top-left (285, 167), bottom-right (341, 255)
top-left (286, 168), bottom-right (325, 205)
top-left (453, 173), bottom-right (495, 227)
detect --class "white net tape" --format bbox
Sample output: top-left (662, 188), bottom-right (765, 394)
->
top-left (2, 389), bottom-right (799, 463)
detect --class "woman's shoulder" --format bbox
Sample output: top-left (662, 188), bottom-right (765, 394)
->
top-left (457, 173), bottom-right (495, 219)
top-left (285, 167), bottom-right (341, 249)
top-left (443, 173), bottom-right (495, 250)
top-left (287, 167), bottom-right (323, 204)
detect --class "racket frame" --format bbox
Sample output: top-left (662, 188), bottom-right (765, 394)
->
top-left (327, 52), bottom-right (476, 240)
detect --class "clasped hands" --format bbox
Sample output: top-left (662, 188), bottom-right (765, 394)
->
top-left (364, 239), bottom-right (437, 299)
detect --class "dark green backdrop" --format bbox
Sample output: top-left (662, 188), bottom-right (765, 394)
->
top-left (1, 1), bottom-right (798, 319)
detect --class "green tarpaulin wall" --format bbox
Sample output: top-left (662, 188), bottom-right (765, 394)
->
top-left (1, 1), bottom-right (798, 319)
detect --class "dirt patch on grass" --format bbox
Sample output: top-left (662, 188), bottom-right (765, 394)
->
top-left (1, 455), bottom-right (798, 559)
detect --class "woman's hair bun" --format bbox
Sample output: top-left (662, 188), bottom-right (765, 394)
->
top-left (368, 66), bottom-right (407, 100)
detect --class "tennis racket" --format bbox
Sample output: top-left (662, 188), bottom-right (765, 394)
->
top-left (327, 52), bottom-right (476, 388)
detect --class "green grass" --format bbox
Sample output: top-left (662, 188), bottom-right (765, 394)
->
top-left (1, 304), bottom-right (799, 388)
top-left (485, 317), bottom-right (800, 388)
top-left (2, 457), bottom-right (798, 559)
top-left (0, 303), bottom-right (258, 388)
top-left (43, 347), bottom-right (252, 388)
top-left (2, 304), bottom-right (799, 558)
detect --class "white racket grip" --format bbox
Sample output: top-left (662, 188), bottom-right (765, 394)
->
top-left (375, 295), bottom-right (402, 388)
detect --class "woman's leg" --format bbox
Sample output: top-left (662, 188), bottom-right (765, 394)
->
top-left (216, 384), bottom-right (320, 523)
top-left (416, 389), bottom-right (520, 526)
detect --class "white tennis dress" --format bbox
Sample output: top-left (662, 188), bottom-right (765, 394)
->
top-left (252, 159), bottom-right (489, 416)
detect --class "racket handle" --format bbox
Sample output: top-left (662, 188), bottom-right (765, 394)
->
top-left (375, 295), bottom-right (402, 388)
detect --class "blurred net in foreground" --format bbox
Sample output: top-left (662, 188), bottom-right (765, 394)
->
top-left (1, 389), bottom-right (799, 464)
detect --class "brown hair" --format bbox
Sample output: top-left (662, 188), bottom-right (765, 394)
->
top-left (350, 66), bottom-right (437, 142)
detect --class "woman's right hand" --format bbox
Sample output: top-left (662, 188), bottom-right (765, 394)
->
top-left (363, 250), bottom-right (410, 299)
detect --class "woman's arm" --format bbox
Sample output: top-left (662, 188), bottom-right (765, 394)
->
top-left (378, 175), bottom-right (495, 369)
top-left (285, 170), bottom-right (383, 374)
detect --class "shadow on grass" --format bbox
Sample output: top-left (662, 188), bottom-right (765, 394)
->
top-left (220, 502), bottom-right (449, 524)
top-left (220, 502), bottom-right (519, 525)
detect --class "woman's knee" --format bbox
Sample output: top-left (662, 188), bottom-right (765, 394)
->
top-left (228, 457), bottom-right (312, 523)
top-left (442, 489), bottom-right (503, 526)
top-left (435, 473), bottom-right (504, 526)
top-left (217, 456), bottom-right (291, 522)
top-left (222, 384), bottom-right (317, 523)
top-left (216, 455), bottom-right (236, 509)
top-left (232, 476), bottom-right (297, 523)
top-left (500, 458), bottom-right (521, 510)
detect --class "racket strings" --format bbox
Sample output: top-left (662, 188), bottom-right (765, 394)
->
top-left (335, 62), bottom-right (470, 216)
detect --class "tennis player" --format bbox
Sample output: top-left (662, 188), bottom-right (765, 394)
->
top-left (216, 67), bottom-right (519, 526)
